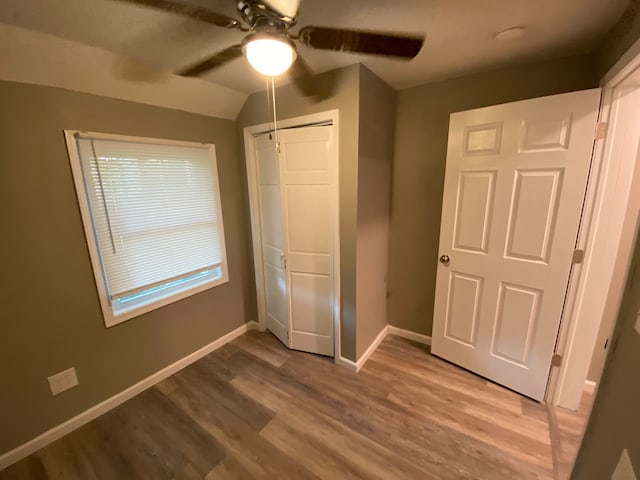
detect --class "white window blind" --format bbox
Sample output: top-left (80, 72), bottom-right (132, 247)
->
top-left (68, 132), bottom-right (228, 325)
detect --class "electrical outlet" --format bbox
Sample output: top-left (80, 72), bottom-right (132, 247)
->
top-left (612, 449), bottom-right (637, 480)
top-left (48, 368), bottom-right (79, 396)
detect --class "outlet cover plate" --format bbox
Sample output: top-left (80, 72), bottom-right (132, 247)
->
top-left (48, 367), bottom-right (79, 396)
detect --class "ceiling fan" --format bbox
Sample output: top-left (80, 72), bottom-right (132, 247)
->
top-left (115, 0), bottom-right (425, 83)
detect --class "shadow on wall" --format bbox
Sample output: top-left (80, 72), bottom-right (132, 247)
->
top-left (290, 67), bottom-right (339, 102)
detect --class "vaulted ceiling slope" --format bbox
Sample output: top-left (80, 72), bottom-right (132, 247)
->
top-left (0, 23), bottom-right (247, 120)
top-left (0, 0), bottom-right (632, 118)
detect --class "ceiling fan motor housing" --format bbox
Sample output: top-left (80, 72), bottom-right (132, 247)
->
top-left (237, 0), bottom-right (296, 32)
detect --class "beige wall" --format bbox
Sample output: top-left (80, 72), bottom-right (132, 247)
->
top-left (386, 55), bottom-right (600, 335)
top-left (572, 223), bottom-right (640, 479)
top-left (355, 66), bottom-right (396, 359)
top-left (0, 81), bottom-right (256, 455)
top-left (236, 65), bottom-right (360, 360)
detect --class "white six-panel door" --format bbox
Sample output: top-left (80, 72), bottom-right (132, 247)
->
top-left (253, 124), bottom-right (336, 357)
top-left (431, 89), bottom-right (601, 400)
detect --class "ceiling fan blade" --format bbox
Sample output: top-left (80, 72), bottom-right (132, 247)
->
top-left (289, 54), bottom-right (336, 102)
top-left (289, 55), bottom-right (315, 96)
top-left (114, 0), bottom-right (246, 30)
top-left (177, 44), bottom-right (243, 77)
top-left (297, 26), bottom-right (424, 60)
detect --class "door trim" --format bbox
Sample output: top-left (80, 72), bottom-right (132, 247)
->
top-left (549, 46), bottom-right (640, 409)
top-left (243, 109), bottom-right (341, 359)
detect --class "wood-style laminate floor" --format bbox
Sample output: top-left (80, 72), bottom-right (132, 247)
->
top-left (547, 391), bottom-right (593, 479)
top-left (1, 332), bottom-right (591, 480)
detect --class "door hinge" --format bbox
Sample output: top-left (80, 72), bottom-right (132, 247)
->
top-left (572, 249), bottom-right (585, 264)
top-left (551, 353), bottom-right (562, 367)
top-left (595, 122), bottom-right (608, 140)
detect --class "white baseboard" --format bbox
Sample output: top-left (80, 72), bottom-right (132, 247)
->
top-left (355, 325), bottom-right (389, 372)
top-left (0, 320), bottom-right (259, 471)
top-left (584, 380), bottom-right (597, 394)
top-left (387, 326), bottom-right (432, 346)
top-left (338, 325), bottom-right (432, 373)
top-left (334, 356), bottom-right (358, 372)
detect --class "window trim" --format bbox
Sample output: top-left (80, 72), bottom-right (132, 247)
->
top-left (64, 130), bottom-right (229, 328)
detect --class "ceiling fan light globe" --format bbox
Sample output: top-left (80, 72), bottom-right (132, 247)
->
top-left (245, 37), bottom-right (296, 76)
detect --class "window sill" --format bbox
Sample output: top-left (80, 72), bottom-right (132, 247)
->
top-left (101, 274), bottom-right (229, 328)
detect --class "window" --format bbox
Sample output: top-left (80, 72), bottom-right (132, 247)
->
top-left (65, 131), bottom-right (228, 327)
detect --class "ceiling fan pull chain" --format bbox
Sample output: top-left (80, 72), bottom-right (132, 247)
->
top-left (270, 76), bottom-right (281, 152)
top-left (266, 77), bottom-right (274, 140)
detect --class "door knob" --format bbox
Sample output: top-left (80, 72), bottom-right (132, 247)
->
top-left (440, 254), bottom-right (450, 265)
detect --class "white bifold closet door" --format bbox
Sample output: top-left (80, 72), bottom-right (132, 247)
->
top-left (255, 125), bottom-right (336, 357)
top-left (255, 134), bottom-right (288, 346)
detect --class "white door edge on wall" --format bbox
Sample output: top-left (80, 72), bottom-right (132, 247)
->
top-left (549, 48), bottom-right (640, 410)
top-left (243, 109), bottom-right (341, 360)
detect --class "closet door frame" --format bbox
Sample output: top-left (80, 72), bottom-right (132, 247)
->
top-left (243, 109), bottom-right (341, 359)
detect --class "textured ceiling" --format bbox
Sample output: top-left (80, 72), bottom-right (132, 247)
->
top-left (0, 0), bottom-right (630, 94)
